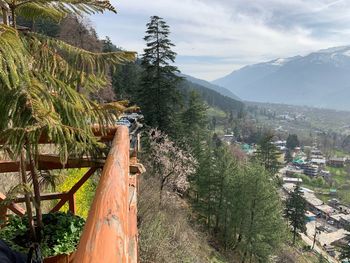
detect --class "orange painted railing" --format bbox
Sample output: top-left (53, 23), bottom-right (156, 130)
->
top-left (0, 125), bottom-right (144, 262)
top-left (74, 126), bottom-right (143, 263)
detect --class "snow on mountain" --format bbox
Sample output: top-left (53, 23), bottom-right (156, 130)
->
top-left (212, 46), bottom-right (350, 111)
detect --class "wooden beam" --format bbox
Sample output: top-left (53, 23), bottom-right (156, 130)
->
top-left (0, 126), bottom-right (119, 145)
top-left (13, 192), bottom-right (67, 203)
top-left (130, 163), bottom-right (146, 174)
top-left (51, 167), bottom-right (98, 212)
top-left (0, 192), bottom-right (25, 216)
top-left (0, 155), bottom-right (104, 173)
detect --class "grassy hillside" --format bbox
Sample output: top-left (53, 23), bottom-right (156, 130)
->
top-left (180, 79), bottom-right (244, 115)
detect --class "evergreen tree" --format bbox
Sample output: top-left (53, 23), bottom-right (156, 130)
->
top-left (255, 133), bottom-right (280, 175)
top-left (0, 0), bottom-right (134, 247)
top-left (284, 184), bottom-right (307, 244)
top-left (318, 254), bottom-right (327, 263)
top-left (236, 163), bottom-right (285, 263)
top-left (340, 234), bottom-right (350, 261)
top-left (181, 91), bottom-right (207, 132)
top-left (285, 149), bottom-right (293, 163)
top-left (103, 37), bottom-right (141, 101)
top-left (286, 134), bottom-right (300, 150)
top-left (138, 15), bottom-right (183, 132)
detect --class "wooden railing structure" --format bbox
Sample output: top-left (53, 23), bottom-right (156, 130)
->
top-left (0, 126), bottom-right (145, 262)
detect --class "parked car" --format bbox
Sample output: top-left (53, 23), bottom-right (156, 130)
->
top-left (327, 220), bottom-right (335, 225)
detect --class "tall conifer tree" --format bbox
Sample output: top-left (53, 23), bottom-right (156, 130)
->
top-left (255, 133), bottom-right (280, 175)
top-left (139, 15), bottom-right (182, 132)
top-left (285, 184), bottom-right (307, 244)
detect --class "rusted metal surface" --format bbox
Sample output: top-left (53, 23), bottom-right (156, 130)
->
top-left (74, 126), bottom-right (132, 263)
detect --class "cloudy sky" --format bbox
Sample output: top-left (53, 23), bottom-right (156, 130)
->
top-left (90, 0), bottom-right (350, 81)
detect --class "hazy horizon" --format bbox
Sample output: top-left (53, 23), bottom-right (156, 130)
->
top-left (90, 0), bottom-right (350, 81)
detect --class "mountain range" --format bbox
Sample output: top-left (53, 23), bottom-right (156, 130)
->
top-left (180, 73), bottom-right (240, 101)
top-left (213, 46), bottom-right (350, 111)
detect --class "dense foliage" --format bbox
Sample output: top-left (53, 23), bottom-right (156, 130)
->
top-left (191, 138), bottom-right (285, 262)
top-left (57, 169), bottom-right (97, 219)
top-left (286, 134), bottom-right (300, 150)
top-left (0, 0), bottom-right (135, 256)
top-left (284, 185), bottom-right (307, 244)
top-left (138, 15), bottom-right (183, 133)
top-left (255, 133), bottom-right (281, 175)
top-left (0, 212), bottom-right (84, 257)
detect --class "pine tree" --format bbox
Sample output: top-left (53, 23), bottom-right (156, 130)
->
top-left (0, 0), bottom-right (135, 247)
top-left (340, 234), bottom-right (350, 261)
top-left (285, 149), bottom-right (293, 163)
top-left (286, 134), bottom-right (300, 150)
top-left (285, 184), bottom-right (307, 244)
top-left (138, 15), bottom-right (183, 133)
top-left (255, 133), bottom-right (280, 175)
top-left (181, 90), bottom-right (208, 144)
top-left (318, 254), bottom-right (327, 263)
top-left (237, 163), bottom-right (285, 263)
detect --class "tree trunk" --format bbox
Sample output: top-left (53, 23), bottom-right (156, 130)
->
top-left (26, 144), bottom-right (43, 241)
top-left (20, 150), bottom-right (37, 242)
top-left (1, 8), bottom-right (8, 25)
top-left (293, 225), bottom-right (296, 245)
top-left (10, 6), bottom-right (15, 28)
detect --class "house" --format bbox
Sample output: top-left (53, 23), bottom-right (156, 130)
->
top-left (283, 177), bottom-right (303, 184)
top-left (311, 158), bottom-right (326, 166)
top-left (311, 149), bottom-right (323, 157)
top-left (339, 214), bottom-right (350, 228)
top-left (330, 189), bottom-right (337, 196)
top-left (285, 167), bottom-right (304, 177)
top-left (338, 205), bottom-right (350, 214)
top-left (220, 134), bottom-right (236, 145)
top-left (328, 157), bottom-right (346, 168)
top-left (320, 170), bottom-right (331, 178)
top-left (305, 211), bottom-right (316, 222)
top-left (303, 164), bottom-right (318, 176)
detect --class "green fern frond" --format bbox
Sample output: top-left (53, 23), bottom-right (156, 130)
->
top-left (15, 3), bottom-right (65, 21)
top-left (14, 0), bottom-right (117, 16)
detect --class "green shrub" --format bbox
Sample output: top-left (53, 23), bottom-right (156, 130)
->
top-left (57, 169), bottom-right (97, 219)
top-left (0, 212), bottom-right (84, 257)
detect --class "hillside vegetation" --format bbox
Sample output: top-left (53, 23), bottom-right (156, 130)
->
top-left (1, 11), bottom-right (327, 263)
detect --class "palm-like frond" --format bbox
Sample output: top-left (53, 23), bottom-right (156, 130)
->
top-left (0, 25), bottom-right (29, 89)
top-left (15, 3), bottom-right (65, 21)
top-left (24, 32), bottom-right (135, 91)
top-left (11, 0), bottom-right (117, 16)
top-left (0, 2), bottom-right (136, 163)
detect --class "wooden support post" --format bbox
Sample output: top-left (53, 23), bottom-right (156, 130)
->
top-left (68, 194), bottom-right (76, 214)
top-left (0, 205), bottom-right (7, 222)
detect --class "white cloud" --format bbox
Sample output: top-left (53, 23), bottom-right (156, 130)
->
top-left (90, 0), bottom-right (350, 80)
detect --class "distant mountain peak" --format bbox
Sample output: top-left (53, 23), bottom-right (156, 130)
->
top-left (316, 45), bottom-right (350, 54)
top-left (212, 45), bottom-right (350, 111)
top-left (267, 56), bottom-right (302, 66)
